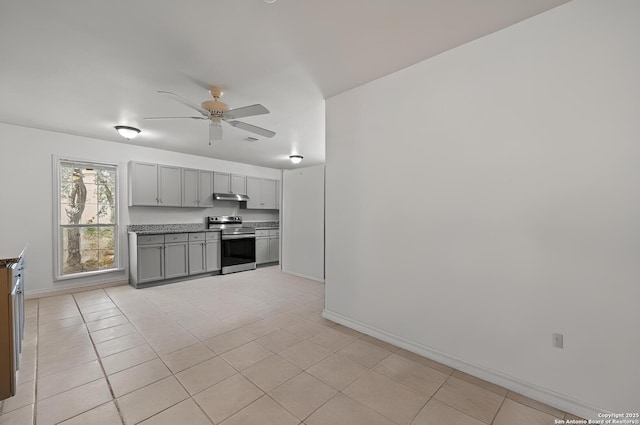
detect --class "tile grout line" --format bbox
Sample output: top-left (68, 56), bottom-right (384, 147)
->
top-left (32, 298), bottom-right (39, 425)
top-left (404, 365), bottom-right (452, 425)
top-left (72, 292), bottom-right (127, 425)
top-left (490, 393), bottom-right (508, 425)
top-left (98, 288), bottom-right (215, 425)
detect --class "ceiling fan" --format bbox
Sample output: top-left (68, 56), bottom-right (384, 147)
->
top-left (145, 86), bottom-right (276, 144)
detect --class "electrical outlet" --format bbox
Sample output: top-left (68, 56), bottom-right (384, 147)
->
top-left (552, 333), bottom-right (564, 349)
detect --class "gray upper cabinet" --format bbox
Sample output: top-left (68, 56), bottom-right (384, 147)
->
top-left (213, 172), bottom-right (231, 194)
top-left (214, 172), bottom-right (246, 195)
top-left (245, 177), bottom-right (279, 209)
top-left (182, 168), bottom-right (199, 207)
top-left (129, 161), bottom-right (272, 209)
top-left (198, 170), bottom-right (214, 207)
top-left (246, 177), bottom-right (261, 208)
top-left (129, 161), bottom-right (182, 207)
top-left (231, 174), bottom-right (247, 195)
top-left (129, 162), bottom-right (159, 206)
top-left (262, 179), bottom-right (277, 209)
top-left (183, 169), bottom-right (214, 208)
top-left (158, 165), bottom-right (182, 207)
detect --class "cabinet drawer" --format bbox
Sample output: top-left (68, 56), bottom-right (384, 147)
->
top-left (255, 229), bottom-right (269, 237)
top-left (138, 234), bottom-right (164, 245)
top-left (188, 233), bottom-right (205, 241)
top-left (164, 233), bottom-right (188, 243)
top-left (205, 232), bottom-right (221, 241)
top-left (269, 229), bottom-right (279, 236)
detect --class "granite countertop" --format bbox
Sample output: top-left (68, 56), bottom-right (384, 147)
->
top-left (0, 256), bottom-right (20, 268)
top-left (244, 221), bottom-right (279, 229)
top-left (0, 245), bottom-right (26, 268)
top-left (128, 221), bottom-right (279, 235)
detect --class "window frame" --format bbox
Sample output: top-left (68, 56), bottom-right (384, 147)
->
top-left (53, 156), bottom-right (122, 281)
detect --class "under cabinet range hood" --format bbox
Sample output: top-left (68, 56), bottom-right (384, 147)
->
top-left (213, 192), bottom-right (250, 202)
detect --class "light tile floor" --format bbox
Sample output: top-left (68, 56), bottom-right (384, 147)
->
top-left (0, 266), bottom-right (584, 425)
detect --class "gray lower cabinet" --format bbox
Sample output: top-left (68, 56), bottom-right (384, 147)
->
top-left (137, 244), bottom-right (164, 283)
top-left (130, 231), bottom-right (221, 287)
top-left (205, 232), bottom-right (221, 272)
top-left (133, 234), bottom-right (165, 284)
top-left (256, 229), bottom-right (279, 265)
top-left (269, 237), bottom-right (279, 263)
top-left (256, 236), bottom-right (269, 264)
top-left (189, 242), bottom-right (206, 275)
top-left (188, 233), bottom-right (206, 275)
top-left (164, 242), bottom-right (188, 279)
top-left (206, 241), bottom-right (221, 272)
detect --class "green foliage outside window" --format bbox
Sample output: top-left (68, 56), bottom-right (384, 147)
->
top-left (59, 161), bottom-right (118, 276)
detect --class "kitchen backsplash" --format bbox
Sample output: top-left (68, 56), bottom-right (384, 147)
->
top-left (127, 202), bottom-right (278, 225)
top-left (127, 220), bottom-right (279, 233)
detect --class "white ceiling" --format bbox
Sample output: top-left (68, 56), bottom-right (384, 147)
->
top-left (0, 0), bottom-right (569, 169)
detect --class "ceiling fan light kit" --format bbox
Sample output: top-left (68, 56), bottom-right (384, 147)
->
top-left (115, 125), bottom-right (140, 140)
top-left (146, 86), bottom-right (276, 145)
top-left (289, 154), bottom-right (303, 164)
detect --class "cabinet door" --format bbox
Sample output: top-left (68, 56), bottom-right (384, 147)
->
top-left (213, 172), bottom-right (231, 194)
top-left (182, 168), bottom-right (199, 207)
top-left (246, 177), bottom-right (262, 209)
top-left (205, 241), bottom-right (221, 272)
top-left (256, 238), bottom-right (269, 264)
top-left (159, 165), bottom-right (182, 207)
top-left (275, 182), bottom-right (280, 210)
top-left (164, 243), bottom-right (188, 279)
top-left (262, 179), bottom-right (277, 209)
top-left (198, 170), bottom-right (214, 207)
top-left (129, 162), bottom-right (158, 206)
top-left (188, 242), bottom-right (206, 275)
top-left (137, 244), bottom-right (164, 283)
top-left (269, 237), bottom-right (279, 263)
top-left (231, 174), bottom-right (247, 195)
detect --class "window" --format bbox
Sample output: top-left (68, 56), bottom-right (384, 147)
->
top-left (56, 159), bottom-right (119, 279)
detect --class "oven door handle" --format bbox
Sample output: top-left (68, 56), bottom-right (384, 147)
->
top-left (222, 234), bottom-right (256, 240)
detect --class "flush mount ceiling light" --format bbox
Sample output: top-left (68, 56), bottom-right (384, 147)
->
top-left (264, 0), bottom-right (277, 3)
top-left (115, 126), bottom-right (140, 140)
top-left (289, 155), bottom-right (303, 164)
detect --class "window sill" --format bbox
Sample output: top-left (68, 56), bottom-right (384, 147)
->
top-left (55, 267), bottom-right (126, 282)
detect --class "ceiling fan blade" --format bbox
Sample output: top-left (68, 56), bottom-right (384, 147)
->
top-left (227, 120), bottom-right (276, 138)
top-left (144, 116), bottom-right (207, 120)
top-left (209, 122), bottom-right (223, 144)
top-left (222, 104), bottom-right (269, 120)
top-left (158, 91), bottom-right (209, 116)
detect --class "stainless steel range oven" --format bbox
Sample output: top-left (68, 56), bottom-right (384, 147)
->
top-left (207, 216), bottom-right (256, 274)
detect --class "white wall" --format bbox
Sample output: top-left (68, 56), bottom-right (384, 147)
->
top-left (0, 123), bottom-right (280, 295)
top-left (281, 165), bottom-right (325, 282)
top-left (325, 0), bottom-right (640, 416)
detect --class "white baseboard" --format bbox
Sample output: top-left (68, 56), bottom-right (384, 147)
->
top-left (25, 280), bottom-right (128, 299)
top-left (322, 309), bottom-right (607, 419)
top-left (281, 269), bottom-right (325, 283)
